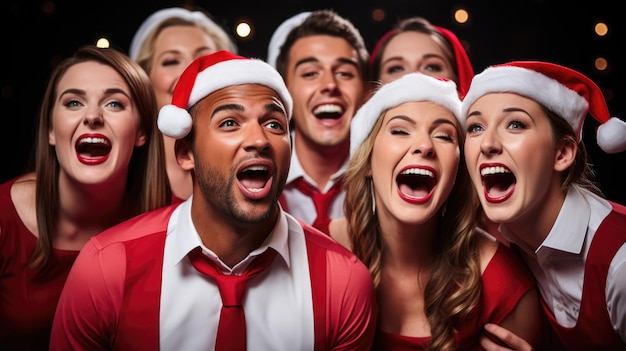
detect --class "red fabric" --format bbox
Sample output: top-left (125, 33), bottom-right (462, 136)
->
top-left (51, 205), bottom-right (377, 350)
top-left (372, 244), bottom-right (534, 350)
top-left (188, 247), bottom-right (277, 351)
top-left (0, 177), bottom-right (80, 350)
top-left (293, 177), bottom-right (343, 234)
top-left (540, 202), bottom-right (626, 350)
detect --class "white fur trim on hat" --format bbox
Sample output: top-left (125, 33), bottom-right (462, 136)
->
top-left (350, 73), bottom-right (462, 156)
top-left (158, 57), bottom-right (292, 139)
top-left (461, 66), bottom-right (589, 140)
top-left (597, 117), bottom-right (626, 154)
top-left (129, 7), bottom-right (229, 61)
top-left (266, 12), bottom-right (311, 68)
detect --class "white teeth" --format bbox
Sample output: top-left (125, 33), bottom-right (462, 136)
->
top-left (313, 104), bottom-right (343, 114)
top-left (481, 166), bottom-right (511, 176)
top-left (244, 166), bottom-right (268, 172)
top-left (78, 137), bottom-right (109, 145)
top-left (401, 168), bottom-right (434, 178)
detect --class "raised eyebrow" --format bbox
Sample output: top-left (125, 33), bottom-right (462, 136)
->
top-left (265, 103), bottom-right (286, 114)
top-left (336, 57), bottom-right (359, 69)
top-left (386, 115), bottom-right (414, 126)
top-left (294, 57), bottom-right (319, 69)
top-left (58, 88), bottom-right (130, 99)
top-left (211, 103), bottom-right (244, 118)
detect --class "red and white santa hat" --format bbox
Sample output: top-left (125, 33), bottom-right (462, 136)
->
top-left (266, 11), bottom-right (312, 68)
top-left (350, 72), bottom-right (462, 156)
top-left (461, 61), bottom-right (626, 154)
top-left (158, 50), bottom-right (293, 139)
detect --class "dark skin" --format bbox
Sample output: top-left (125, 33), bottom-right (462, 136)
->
top-left (175, 84), bottom-right (292, 267)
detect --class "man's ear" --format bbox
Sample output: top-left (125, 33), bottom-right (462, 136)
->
top-left (175, 138), bottom-right (195, 171)
top-left (554, 136), bottom-right (577, 172)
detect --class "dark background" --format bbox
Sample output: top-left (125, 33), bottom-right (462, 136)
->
top-left (2, 0), bottom-right (624, 204)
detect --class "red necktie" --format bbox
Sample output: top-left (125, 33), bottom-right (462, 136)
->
top-left (188, 247), bottom-right (277, 351)
top-left (293, 177), bottom-right (343, 234)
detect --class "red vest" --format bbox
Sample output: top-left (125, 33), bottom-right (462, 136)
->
top-left (541, 202), bottom-right (626, 350)
top-left (112, 208), bottom-right (329, 350)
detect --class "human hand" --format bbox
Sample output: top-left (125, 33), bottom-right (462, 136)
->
top-left (480, 323), bottom-right (534, 351)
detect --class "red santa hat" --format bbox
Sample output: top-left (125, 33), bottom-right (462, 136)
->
top-left (369, 24), bottom-right (474, 97)
top-left (350, 73), bottom-right (462, 156)
top-left (158, 50), bottom-right (293, 139)
top-left (461, 61), bottom-right (626, 154)
top-left (266, 11), bottom-right (312, 68)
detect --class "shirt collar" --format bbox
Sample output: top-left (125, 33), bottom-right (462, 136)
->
top-left (172, 196), bottom-right (291, 269)
top-left (536, 186), bottom-right (589, 258)
top-left (286, 134), bottom-right (349, 189)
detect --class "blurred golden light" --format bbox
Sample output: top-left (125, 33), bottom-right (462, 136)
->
top-left (236, 22), bottom-right (252, 38)
top-left (595, 22), bottom-right (608, 36)
top-left (595, 57), bottom-right (608, 71)
top-left (96, 38), bottom-right (110, 48)
top-left (454, 9), bottom-right (469, 24)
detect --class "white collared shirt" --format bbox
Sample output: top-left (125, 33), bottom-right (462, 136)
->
top-left (159, 197), bottom-right (315, 350)
top-left (507, 186), bottom-right (626, 340)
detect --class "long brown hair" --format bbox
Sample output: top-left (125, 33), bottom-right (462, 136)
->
top-left (30, 45), bottom-right (171, 273)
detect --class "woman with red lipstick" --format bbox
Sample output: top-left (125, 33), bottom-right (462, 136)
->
top-left (0, 45), bottom-right (170, 350)
top-left (462, 61), bottom-right (626, 350)
top-left (328, 72), bottom-right (545, 350)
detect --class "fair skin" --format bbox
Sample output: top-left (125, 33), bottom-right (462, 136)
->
top-left (464, 93), bottom-right (575, 251)
top-left (331, 101), bottom-right (541, 343)
top-left (379, 31), bottom-right (455, 84)
top-left (285, 35), bottom-right (365, 190)
top-left (175, 84), bottom-right (291, 267)
top-left (12, 61), bottom-right (146, 250)
top-left (150, 25), bottom-right (218, 201)
top-left (465, 93), bottom-right (576, 350)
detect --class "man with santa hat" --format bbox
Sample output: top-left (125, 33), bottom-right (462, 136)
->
top-left (50, 50), bottom-right (377, 351)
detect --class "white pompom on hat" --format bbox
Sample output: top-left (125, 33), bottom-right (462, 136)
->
top-left (266, 11), bottom-right (312, 68)
top-left (350, 73), bottom-right (462, 157)
top-left (461, 61), bottom-right (626, 154)
top-left (129, 7), bottom-right (230, 61)
top-left (157, 50), bottom-right (293, 139)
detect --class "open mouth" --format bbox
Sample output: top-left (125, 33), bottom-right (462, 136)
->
top-left (481, 165), bottom-right (516, 201)
top-left (396, 168), bottom-right (436, 199)
top-left (75, 136), bottom-right (111, 159)
top-left (237, 165), bottom-right (270, 193)
top-left (313, 104), bottom-right (344, 120)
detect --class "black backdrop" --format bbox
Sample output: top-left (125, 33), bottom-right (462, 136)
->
top-left (2, 0), bottom-right (624, 204)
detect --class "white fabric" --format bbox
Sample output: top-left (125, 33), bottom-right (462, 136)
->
top-left (129, 7), bottom-right (227, 60)
top-left (350, 72), bottom-right (462, 157)
top-left (266, 12), bottom-right (311, 68)
top-left (157, 58), bottom-right (293, 139)
top-left (461, 65), bottom-right (589, 141)
top-left (160, 197), bottom-right (315, 350)
top-left (505, 186), bottom-right (626, 340)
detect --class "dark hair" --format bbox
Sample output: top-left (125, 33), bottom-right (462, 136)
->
top-left (274, 9), bottom-right (369, 81)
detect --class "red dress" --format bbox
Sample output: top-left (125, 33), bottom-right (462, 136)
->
top-left (0, 178), bottom-right (79, 350)
top-left (373, 244), bottom-right (535, 351)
